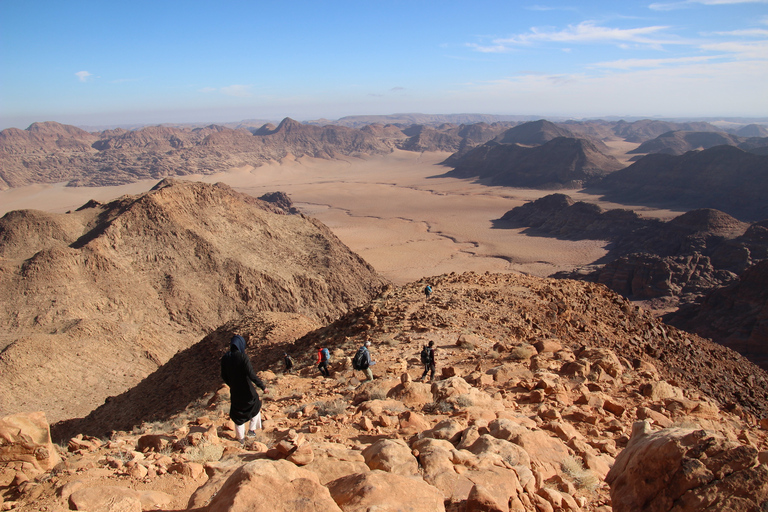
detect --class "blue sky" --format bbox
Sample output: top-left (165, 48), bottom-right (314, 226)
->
top-left (1, 0), bottom-right (767, 129)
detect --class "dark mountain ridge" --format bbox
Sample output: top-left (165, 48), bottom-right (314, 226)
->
top-left (597, 145), bottom-right (768, 222)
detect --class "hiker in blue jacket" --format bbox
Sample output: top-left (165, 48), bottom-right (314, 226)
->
top-left (221, 334), bottom-right (268, 443)
top-left (353, 341), bottom-right (375, 382)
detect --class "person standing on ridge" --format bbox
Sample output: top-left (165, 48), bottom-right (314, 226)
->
top-left (317, 346), bottom-right (330, 377)
top-left (221, 334), bottom-right (268, 443)
top-left (420, 340), bottom-right (436, 382)
top-left (424, 284), bottom-right (432, 300)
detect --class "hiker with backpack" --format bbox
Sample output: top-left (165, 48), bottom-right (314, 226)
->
top-left (420, 340), bottom-right (436, 382)
top-left (220, 334), bottom-right (269, 443)
top-left (352, 340), bottom-right (375, 382)
top-left (317, 346), bottom-right (331, 377)
top-left (424, 284), bottom-right (432, 300)
top-left (283, 352), bottom-right (294, 373)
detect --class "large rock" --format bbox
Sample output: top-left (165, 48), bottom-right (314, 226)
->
top-left (0, 411), bottom-right (61, 471)
top-left (606, 421), bottom-right (768, 512)
top-left (205, 459), bottom-right (343, 512)
top-left (362, 438), bottom-right (419, 476)
top-left (327, 470), bottom-right (446, 512)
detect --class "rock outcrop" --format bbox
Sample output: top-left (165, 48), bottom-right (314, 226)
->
top-left (444, 137), bottom-right (625, 189)
top-left (598, 145), bottom-right (768, 222)
top-left (607, 421), bottom-right (768, 512)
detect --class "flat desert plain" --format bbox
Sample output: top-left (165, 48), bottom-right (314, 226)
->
top-left (0, 150), bottom-right (682, 285)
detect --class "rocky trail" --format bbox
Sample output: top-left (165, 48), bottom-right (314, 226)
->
top-left (2, 271), bottom-right (767, 511)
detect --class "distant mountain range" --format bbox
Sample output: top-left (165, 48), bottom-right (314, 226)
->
top-left (3, 117), bottom-right (768, 222)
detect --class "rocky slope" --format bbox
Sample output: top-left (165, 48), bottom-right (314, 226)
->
top-left (0, 179), bottom-right (387, 422)
top-left (597, 145), bottom-right (768, 222)
top-left (665, 260), bottom-right (768, 370)
top-left (443, 137), bottom-right (625, 189)
top-left (628, 130), bottom-right (768, 156)
top-left (499, 194), bottom-right (768, 366)
top-left (2, 271), bottom-right (767, 511)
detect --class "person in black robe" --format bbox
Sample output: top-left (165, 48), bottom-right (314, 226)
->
top-left (220, 334), bottom-right (268, 442)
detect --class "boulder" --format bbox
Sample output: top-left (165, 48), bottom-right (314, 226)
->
top-left (431, 376), bottom-right (472, 402)
top-left (361, 438), bottom-right (419, 476)
top-left (0, 412), bottom-right (61, 471)
top-left (68, 486), bottom-right (142, 512)
top-left (302, 443), bottom-right (369, 485)
top-left (606, 421), bottom-right (768, 512)
top-left (206, 459), bottom-right (342, 512)
top-left (327, 470), bottom-right (445, 512)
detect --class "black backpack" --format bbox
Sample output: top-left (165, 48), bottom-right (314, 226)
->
top-left (420, 347), bottom-right (432, 365)
top-left (353, 347), bottom-right (368, 370)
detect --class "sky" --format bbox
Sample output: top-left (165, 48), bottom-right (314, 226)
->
top-left (1, 0), bottom-right (767, 130)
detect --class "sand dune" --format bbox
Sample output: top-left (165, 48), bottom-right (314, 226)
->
top-left (0, 150), bottom-right (681, 284)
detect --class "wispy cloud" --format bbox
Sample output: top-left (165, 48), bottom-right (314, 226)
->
top-left (593, 55), bottom-right (718, 69)
top-left (75, 71), bottom-right (92, 82)
top-left (468, 21), bottom-right (683, 53)
top-left (649, 0), bottom-right (768, 11)
top-left (220, 84), bottom-right (253, 97)
top-left (197, 85), bottom-right (254, 97)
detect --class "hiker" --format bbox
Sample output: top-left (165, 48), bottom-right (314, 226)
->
top-left (283, 352), bottom-right (294, 373)
top-left (424, 284), bottom-right (432, 300)
top-left (220, 334), bottom-right (268, 443)
top-left (420, 340), bottom-right (436, 382)
top-left (353, 341), bottom-right (375, 382)
top-left (317, 346), bottom-right (330, 377)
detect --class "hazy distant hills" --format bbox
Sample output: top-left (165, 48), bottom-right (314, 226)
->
top-left (598, 145), bottom-right (768, 222)
top-left (0, 179), bottom-right (386, 420)
top-left (628, 130), bottom-right (768, 156)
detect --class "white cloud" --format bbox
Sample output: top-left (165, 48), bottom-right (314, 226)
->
top-left (699, 39), bottom-right (768, 59)
top-left (75, 71), bottom-right (92, 82)
top-left (650, 0), bottom-right (768, 11)
top-left (468, 21), bottom-right (683, 53)
top-left (461, 58), bottom-right (768, 116)
top-left (593, 55), bottom-right (717, 69)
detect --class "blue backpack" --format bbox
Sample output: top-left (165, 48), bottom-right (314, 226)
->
top-left (321, 347), bottom-right (330, 362)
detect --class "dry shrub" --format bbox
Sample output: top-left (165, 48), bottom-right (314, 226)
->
top-left (315, 399), bottom-right (348, 417)
top-left (186, 442), bottom-right (224, 463)
top-left (561, 456), bottom-right (600, 492)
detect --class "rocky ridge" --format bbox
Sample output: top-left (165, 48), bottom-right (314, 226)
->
top-left (499, 194), bottom-right (768, 370)
top-left (2, 271), bottom-right (767, 511)
top-left (443, 137), bottom-right (625, 189)
top-left (0, 179), bottom-right (386, 422)
top-left (628, 130), bottom-right (768, 157)
top-left (597, 145), bottom-right (768, 222)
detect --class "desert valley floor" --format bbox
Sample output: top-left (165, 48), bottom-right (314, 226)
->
top-left (0, 149), bottom-right (683, 285)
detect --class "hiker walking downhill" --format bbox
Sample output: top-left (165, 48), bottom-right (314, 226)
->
top-left (352, 341), bottom-right (375, 382)
top-left (424, 284), bottom-right (432, 300)
top-left (317, 346), bottom-right (330, 377)
top-left (420, 340), bottom-right (436, 382)
top-left (220, 334), bottom-right (268, 443)
top-left (283, 352), bottom-right (294, 373)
